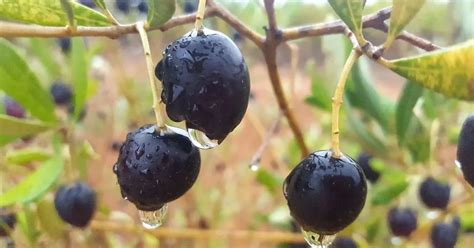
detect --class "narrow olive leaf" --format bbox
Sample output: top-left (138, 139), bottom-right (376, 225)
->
top-left (0, 40), bottom-right (57, 123)
top-left (29, 39), bottom-right (61, 81)
top-left (387, 40), bottom-right (474, 100)
top-left (147, 0), bottom-right (176, 29)
top-left (37, 199), bottom-right (66, 239)
top-left (346, 59), bottom-right (391, 130)
top-left (396, 82), bottom-right (423, 145)
top-left (305, 73), bottom-right (332, 111)
top-left (384, 0), bottom-right (426, 49)
top-left (0, 135), bottom-right (18, 147)
top-left (6, 148), bottom-right (51, 165)
top-left (371, 177), bottom-right (408, 205)
top-left (0, 0), bottom-right (110, 26)
top-left (256, 168), bottom-right (283, 195)
top-left (71, 38), bottom-right (88, 121)
top-left (0, 155), bottom-right (64, 207)
top-left (345, 100), bottom-right (387, 154)
top-left (0, 115), bottom-right (53, 137)
top-left (92, 0), bottom-right (107, 10)
top-left (327, 0), bottom-right (365, 43)
top-left (60, 0), bottom-right (76, 27)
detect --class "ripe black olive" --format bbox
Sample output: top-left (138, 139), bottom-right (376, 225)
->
top-left (283, 150), bottom-right (367, 235)
top-left (457, 114), bottom-right (474, 187)
top-left (387, 207), bottom-right (417, 237)
top-left (155, 28), bottom-right (250, 143)
top-left (418, 177), bottom-right (451, 210)
top-left (54, 182), bottom-right (96, 228)
top-left (114, 125), bottom-right (201, 211)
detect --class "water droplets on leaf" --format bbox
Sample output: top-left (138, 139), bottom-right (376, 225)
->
top-left (138, 204), bottom-right (168, 229)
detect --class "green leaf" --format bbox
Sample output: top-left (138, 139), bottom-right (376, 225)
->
top-left (0, 155), bottom-right (64, 207)
top-left (147, 0), bottom-right (176, 29)
top-left (387, 40), bottom-right (474, 100)
top-left (71, 38), bottom-right (88, 121)
top-left (405, 120), bottom-right (430, 162)
top-left (60, 0), bottom-right (76, 27)
top-left (384, 0), bottom-right (426, 49)
top-left (37, 199), bottom-right (66, 239)
top-left (256, 168), bottom-right (283, 195)
top-left (0, 0), bottom-right (111, 26)
top-left (305, 72), bottom-right (332, 111)
top-left (0, 40), bottom-right (57, 123)
top-left (0, 115), bottom-right (53, 137)
top-left (328, 0), bottom-right (365, 43)
top-left (92, 0), bottom-right (107, 10)
top-left (396, 82), bottom-right (423, 145)
top-left (29, 39), bottom-right (61, 81)
top-left (17, 205), bottom-right (40, 246)
top-left (346, 58), bottom-right (391, 130)
top-left (366, 217), bottom-right (381, 243)
top-left (0, 135), bottom-right (18, 146)
top-left (371, 170), bottom-right (408, 205)
top-left (345, 101), bottom-right (387, 154)
top-left (5, 148), bottom-right (51, 165)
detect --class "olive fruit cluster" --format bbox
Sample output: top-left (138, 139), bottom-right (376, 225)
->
top-left (457, 114), bottom-right (474, 187)
top-left (54, 182), bottom-right (97, 228)
top-left (155, 28), bottom-right (250, 143)
top-left (0, 209), bottom-right (16, 237)
top-left (283, 150), bottom-right (367, 235)
top-left (114, 125), bottom-right (201, 211)
top-left (387, 207), bottom-right (417, 237)
top-left (418, 177), bottom-right (451, 210)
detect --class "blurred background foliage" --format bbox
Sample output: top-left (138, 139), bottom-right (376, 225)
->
top-left (0, 0), bottom-right (473, 247)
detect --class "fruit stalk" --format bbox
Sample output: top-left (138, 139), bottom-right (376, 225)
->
top-left (331, 49), bottom-right (361, 158)
top-left (136, 22), bottom-right (166, 130)
top-left (194, 0), bottom-right (207, 32)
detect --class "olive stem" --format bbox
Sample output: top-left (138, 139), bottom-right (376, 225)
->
top-left (136, 22), bottom-right (166, 131)
top-left (194, 0), bottom-right (207, 33)
top-left (331, 49), bottom-right (361, 159)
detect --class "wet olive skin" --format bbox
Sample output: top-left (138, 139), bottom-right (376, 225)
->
top-left (114, 125), bottom-right (201, 211)
top-left (457, 114), bottom-right (474, 186)
top-left (155, 29), bottom-right (250, 142)
top-left (284, 150), bottom-right (367, 235)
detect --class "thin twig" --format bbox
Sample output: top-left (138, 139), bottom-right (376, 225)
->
top-left (208, 1), bottom-right (265, 47)
top-left (281, 7), bottom-right (440, 52)
top-left (136, 22), bottom-right (166, 130)
top-left (263, 0), bottom-right (278, 32)
top-left (194, 0), bottom-right (207, 32)
top-left (90, 220), bottom-right (305, 244)
top-left (249, 112), bottom-right (282, 167)
top-left (331, 48), bottom-right (361, 158)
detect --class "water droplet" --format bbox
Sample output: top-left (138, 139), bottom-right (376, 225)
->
top-left (249, 162), bottom-right (260, 172)
top-left (113, 164), bottom-right (118, 174)
top-left (135, 144), bottom-right (145, 160)
top-left (302, 229), bottom-right (335, 248)
top-left (146, 154), bottom-right (153, 160)
top-left (187, 128), bottom-right (218, 150)
top-left (426, 210), bottom-right (440, 219)
top-left (138, 204), bottom-right (168, 229)
top-left (455, 160), bottom-right (461, 169)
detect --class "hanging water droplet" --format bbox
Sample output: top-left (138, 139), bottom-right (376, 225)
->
top-left (187, 128), bottom-right (218, 150)
top-left (249, 162), bottom-right (260, 172)
top-left (138, 204), bottom-right (168, 229)
top-left (302, 229), bottom-right (335, 248)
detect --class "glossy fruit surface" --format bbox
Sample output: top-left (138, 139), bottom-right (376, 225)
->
top-left (330, 237), bottom-right (357, 248)
top-left (54, 182), bottom-right (96, 228)
top-left (283, 150), bottom-right (367, 235)
top-left (50, 81), bottom-right (73, 105)
top-left (114, 125), bottom-right (201, 211)
top-left (387, 207), bottom-right (417, 237)
top-left (0, 210), bottom-right (16, 237)
top-left (431, 222), bottom-right (458, 248)
top-left (155, 28), bottom-right (250, 143)
top-left (418, 177), bottom-right (450, 209)
top-left (4, 97), bottom-right (25, 118)
top-left (457, 114), bottom-right (474, 186)
top-left (356, 153), bottom-right (380, 183)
